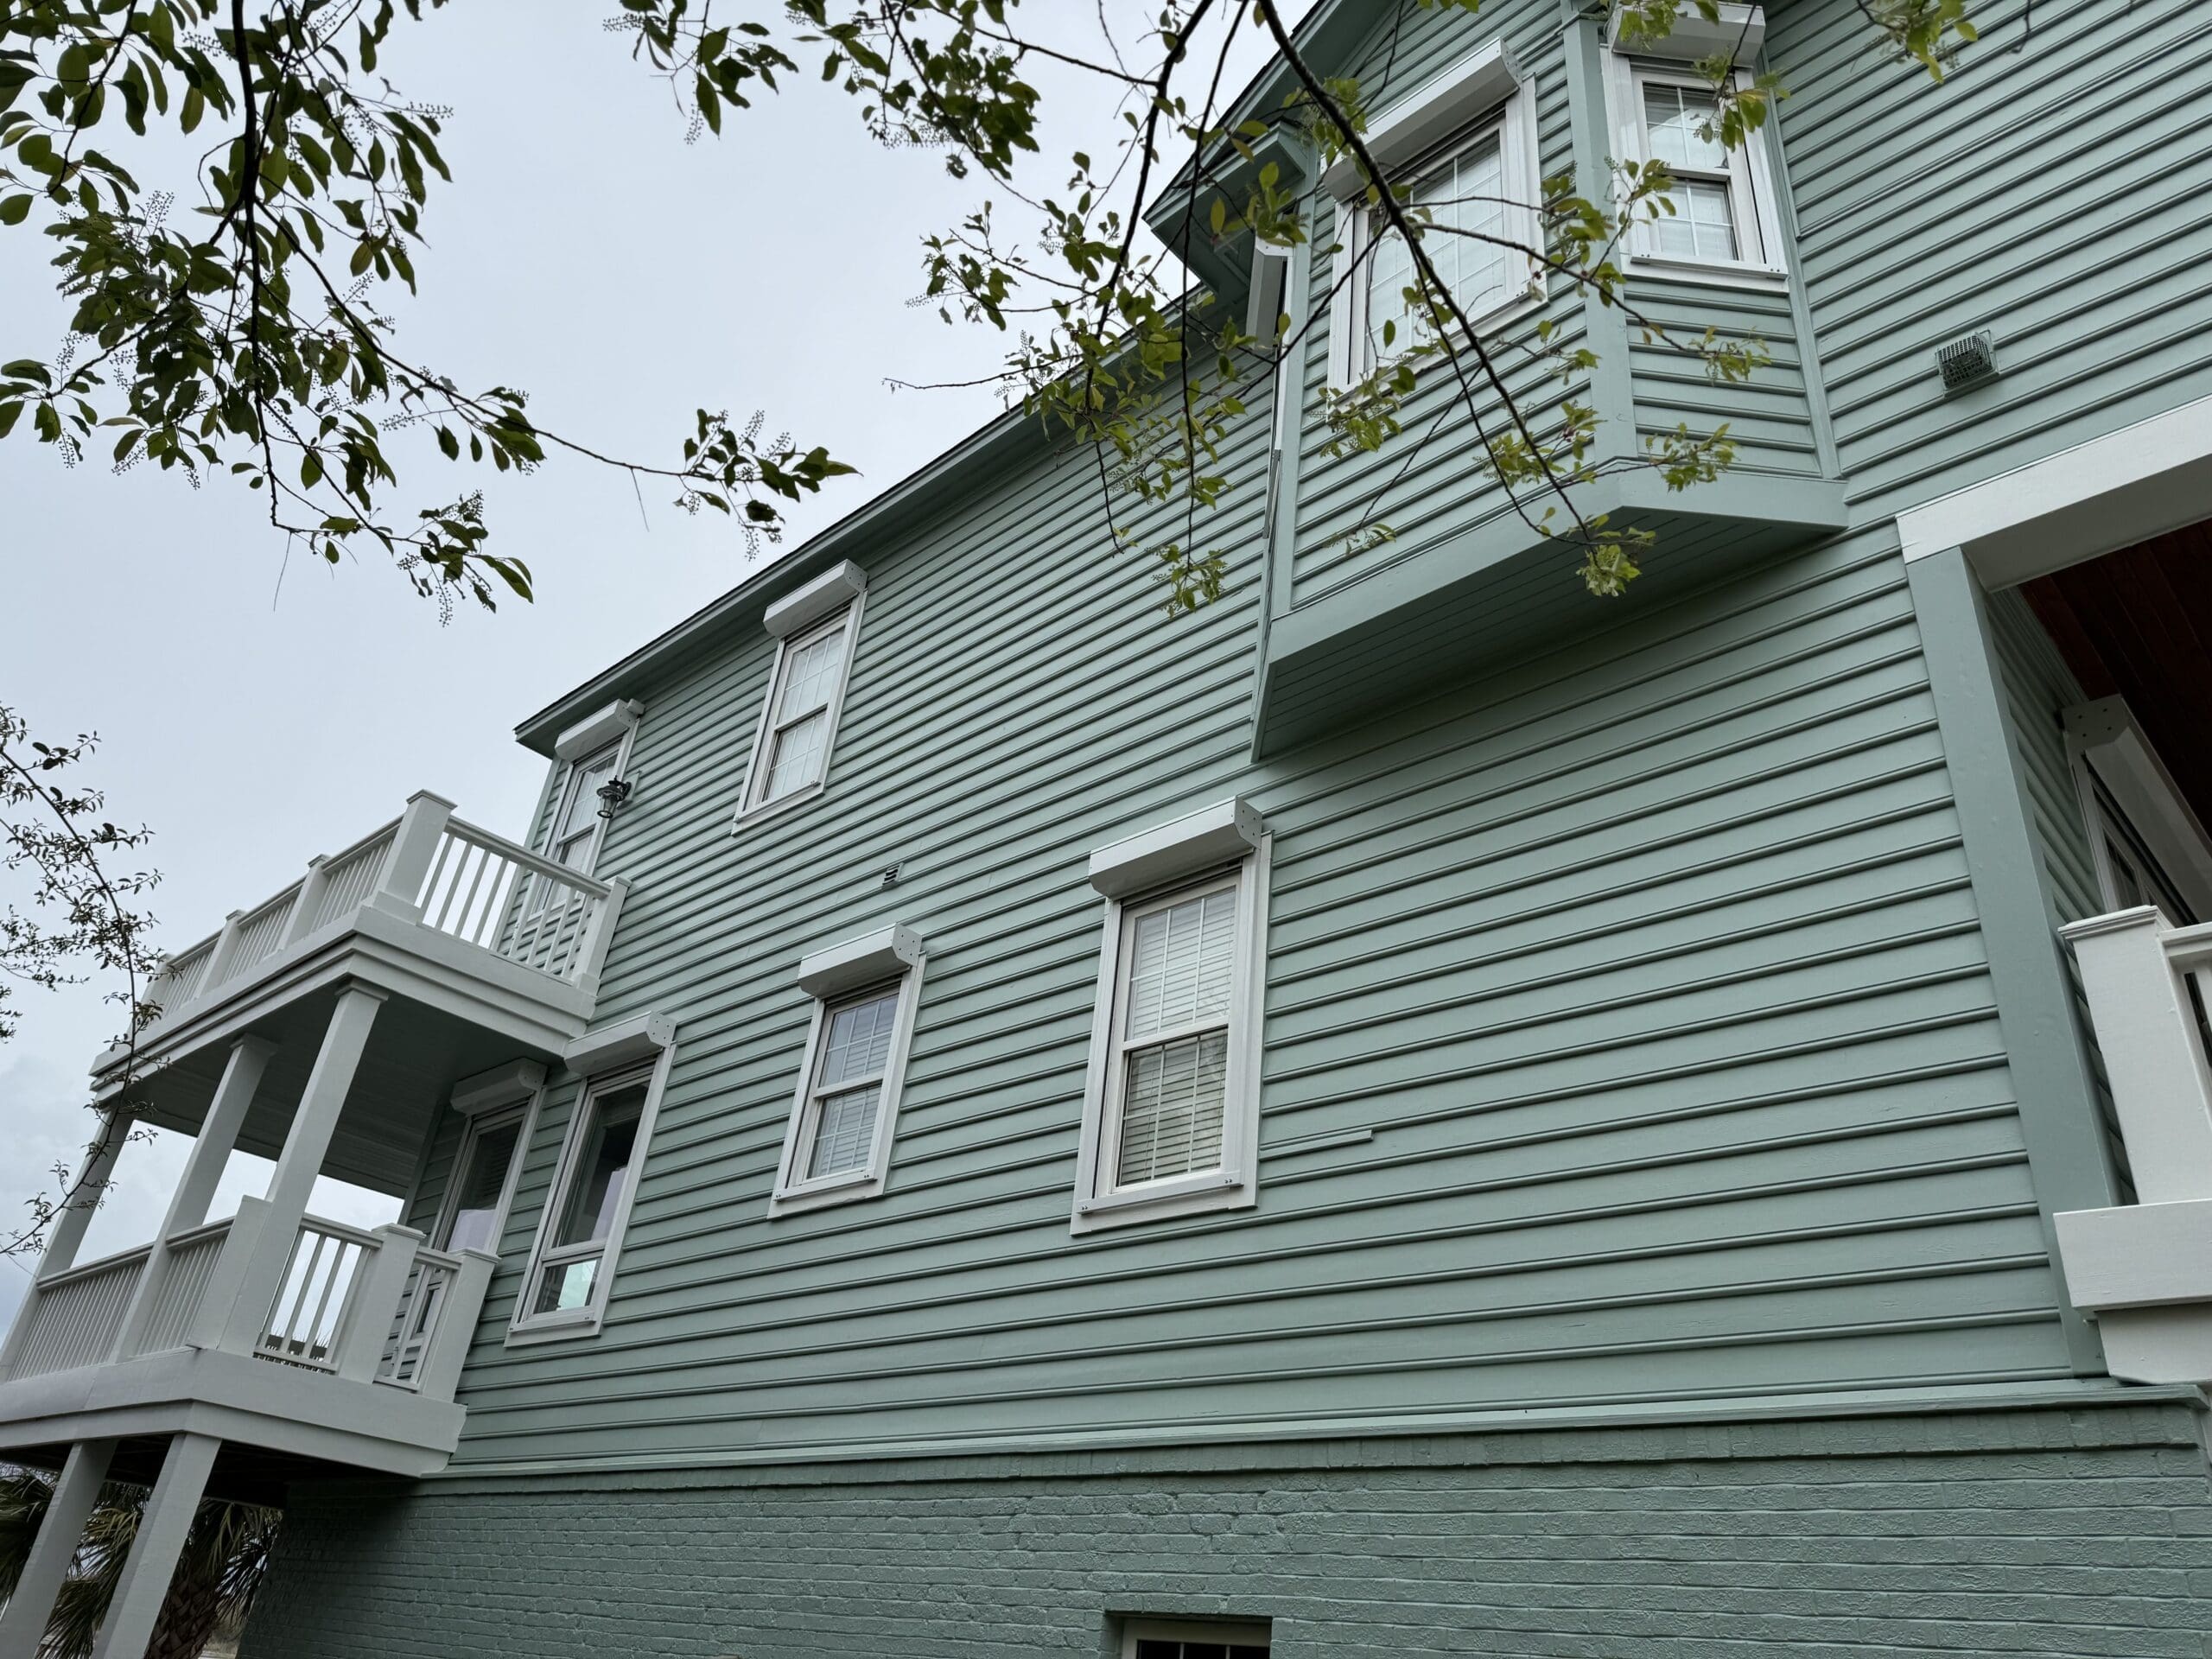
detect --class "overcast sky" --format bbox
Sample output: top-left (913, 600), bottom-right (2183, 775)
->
top-left (0, 5), bottom-right (1303, 1318)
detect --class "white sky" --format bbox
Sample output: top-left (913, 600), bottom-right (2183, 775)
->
top-left (0, 4), bottom-right (1306, 1319)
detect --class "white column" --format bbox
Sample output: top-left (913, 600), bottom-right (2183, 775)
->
top-left (87, 1433), bottom-right (220, 1659)
top-left (39, 1107), bottom-right (131, 1278)
top-left (110, 1037), bottom-right (276, 1360)
top-left (217, 987), bottom-right (384, 1354)
top-left (0, 1439), bottom-right (117, 1659)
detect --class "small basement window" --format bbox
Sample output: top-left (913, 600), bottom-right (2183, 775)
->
top-left (1122, 1618), bottom-right (1272, 1658)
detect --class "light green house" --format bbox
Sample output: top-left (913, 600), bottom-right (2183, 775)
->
top-left (4, 1), bottom-right (2212, 1653)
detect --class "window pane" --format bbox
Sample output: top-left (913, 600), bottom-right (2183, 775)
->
top-left (763, 709), bottom-right (830, 803)
top-left (1124, 887), bottom-right (1238, 1041)
top-left (443, 1117), bottom-right (522, 1255)
top-left (556, 750), bottom-right (618, 855)
top-left (1367, 134), bottom-right (1509, 353)
top-left (820, 991), bottom-right (899, 1087)
top-left (1643, 82), bottom-right (1727, 170)
top-left (1116, 1028), bottom-right (1230, 1185)
top-left (778, 624), bottom-right (848, 721)
top-left (807, 1084), bottom-right (881, 1179)
top-left (531, 1253), bottom-right (601, 1316)
top-left (552, 1085), bottom-right (645, 1249)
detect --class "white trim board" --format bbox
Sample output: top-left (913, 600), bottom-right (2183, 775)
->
top-left (1896, 392), bottom-right (2212, 588)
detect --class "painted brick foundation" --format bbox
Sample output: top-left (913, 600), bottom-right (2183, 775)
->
top-left (241, 1395), bottom-right (2212, 1658)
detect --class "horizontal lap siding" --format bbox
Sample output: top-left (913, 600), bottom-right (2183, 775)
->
top-left (1772, 0), bottom-right (2212, 518)
top-left (1290, 2), bottom-right (1584, 608)
top-left (441, 510), bottom-right (2065, 1469)
top-left (1627, 277), bottom-right (1821, 480)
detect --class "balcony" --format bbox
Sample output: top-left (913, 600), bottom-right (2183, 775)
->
top-left (2053, 906), bottom-right (2212, 1382)
top-left (0, 789), bottom-right (628, 1476)
top-left (0, 1199), bottom-right (493, 1477)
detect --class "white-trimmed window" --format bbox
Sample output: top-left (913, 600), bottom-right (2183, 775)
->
top-left (1602, 9), bottom-right (1786, 280)
top-left (1122, 1618), bottom-right (1272, 1659)
top-left (737, 560), bottom-right (867, 823)
top-left (1073, 798), bottom-right (1268, 1233)
top-left (770, 925), bottom-right (924, 1216)
top-left (2065, 698), bottom-right (2212, 924)
top-left (1325, 38), bottom-right (1540, 386)
top-left (437, 1104), bottom-right (530, 1255)
top-left (511, 1014), bottom-right (675, 1342)
top-left (531, 697), bottom-right (641, 910)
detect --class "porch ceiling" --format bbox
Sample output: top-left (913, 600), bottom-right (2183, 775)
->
top-left (126, 987), bottom-right (550, 1196)
top-left (2021, 518), bottom-right (2212, 830)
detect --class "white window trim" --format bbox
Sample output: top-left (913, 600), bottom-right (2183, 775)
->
top-left (1325, 55), bottom-right (1541, 388)
top-left (1121, 1617), bottom-right (1273, 1657)
top-left (768, 924), bottom-right (925, 1216)
top-left (1072, 804), bottom-right (1269, 1235)
top-left (506, 1038), bottom-right (676, 1345)
top-left (428, 1065), bottom-right (544, 1258)
top-left (537, 699), bottom-right (643, 889)
top-left (1602, 51), bottom-right (1787, 285)
top-left (2063, 697), bottom-right (2212, 921)
top-left (733, 589), bottom-right (868, 828)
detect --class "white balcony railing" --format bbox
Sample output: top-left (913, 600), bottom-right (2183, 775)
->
top-left (137, 791), bottom-right (625, 1042)
top-left (2054, 906), bottom-right (2212, 1383)
top-left (0, 1198), bottom-right (495, 1405)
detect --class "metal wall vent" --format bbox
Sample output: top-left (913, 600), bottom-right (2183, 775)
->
top-left (1936, 330), bottom-right (1999, 395)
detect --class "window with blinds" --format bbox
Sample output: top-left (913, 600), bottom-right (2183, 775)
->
top-left (770, 948), bottom-right (923, 1216)
top-left (1109, 878), bottom-right (1239, 1190)
top-left (743, 606), bottom-right (857, 815)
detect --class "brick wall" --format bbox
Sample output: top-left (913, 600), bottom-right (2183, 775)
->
top-left (244, 1399), bottom-right (2212, 1658)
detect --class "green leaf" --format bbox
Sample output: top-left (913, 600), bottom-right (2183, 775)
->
top-left (0, 194), bottom-right (29, 226)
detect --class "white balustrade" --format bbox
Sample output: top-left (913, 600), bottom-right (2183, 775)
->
top-left (259, 1218), bottom-right (378, 1370)
top-left (8, 1248), bottom-right (150, 1379)
top-left (130, 1217), bottom-right (234, 1356)
top-left (121, 792), bottom-right (625, 1046)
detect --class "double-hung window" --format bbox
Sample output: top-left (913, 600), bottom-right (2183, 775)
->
top-left (1602, 9), bottom-right (1785, 280)
top-left (1073, 798), bottom-right (1268, 1232)
top-left (1325, 38), bottom-right (1539, 386)
top-left (511, 1016), bottom-right (674, 1341)
top-left (770, 925), bottom-right (924, 1215)
top-left (530, 697), bottom-right (640, 914)
top-left (738, 561), bottom-right (868, 823)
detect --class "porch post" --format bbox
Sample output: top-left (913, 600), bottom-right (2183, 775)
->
top-left (0, 1439), bottom-right (117, 1659)
top-left (110, 1036), bottom-right (276, 1359)
top-left (86, 1433), bottom-right (220, 1659)
top-left (39, 1106), bottom-right (132, 1279)
top-left (216, 986), bottom-right (384, 1354)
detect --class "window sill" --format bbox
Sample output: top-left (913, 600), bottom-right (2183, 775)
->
top-left (1623, 252), bottom-right (1789, 292)
top-left (505, 1309), bottom-right (607, 1347)
top-left (1071, 1169), bottom-right (1255, 1234)
top-left (731, 779), bottom-right (825, 833)
top-left (766, 1168), bottom-right (885, 1217)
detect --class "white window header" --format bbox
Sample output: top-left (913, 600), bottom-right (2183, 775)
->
top-left (764, 560), bottom-right (868, 639)
top-left (563, 1009), bottom-right (676, 1077)
top-left (553, 698), bottom-right (643, 762)
top-left (449, 1059), bottom-right (547, 1117)
top-left (1606, 2), bottom-right (1765, 66)
top-left (1089, 797), bottom-right (1264, 899)
top-left (1320, 36), bottom-right (1522, 200)
top-left (797, 924), bottom-right (923, 1000)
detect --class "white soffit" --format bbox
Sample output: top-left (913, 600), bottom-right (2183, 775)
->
top-left (1089, 798), bottom-right (1264, 899)
top-left (764, 560), bottom-right (868, 639)
top-left (1320, 38), bottom-right (1522, 200)
top-left (797, 925), bottom-right (923, 1000)
top-left (1605, 3), bottom-right (1765, 65)
top-left (553, 699), bottom-right (643, 762)
top-left (563, 1010), bottom-right (676, 1077)
top-left (1897, 391), bottom-right (2212, 588)
top-left (450, 1059), bottom-right (547, 1116)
